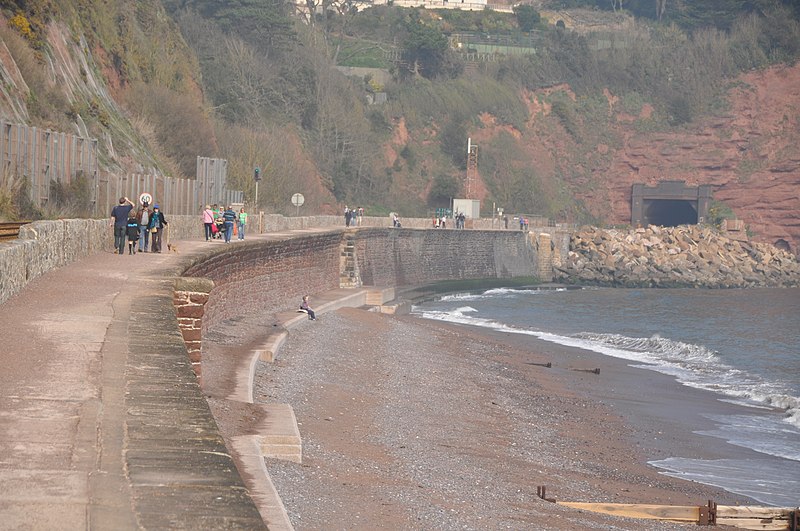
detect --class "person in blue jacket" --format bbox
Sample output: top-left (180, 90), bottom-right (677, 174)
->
top-left (110, 196), bottom-right (133, 254)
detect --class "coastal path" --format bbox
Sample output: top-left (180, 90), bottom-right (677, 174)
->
top-left (0, 234), bottom-right (295, 529)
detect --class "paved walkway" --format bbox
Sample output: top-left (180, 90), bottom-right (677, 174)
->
top-left (0, 238), bottom-right (266, 530)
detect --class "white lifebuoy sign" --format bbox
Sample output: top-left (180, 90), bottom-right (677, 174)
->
top-left (139, 192), bottom-right (153, 206)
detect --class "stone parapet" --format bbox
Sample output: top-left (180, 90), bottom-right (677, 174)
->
top-left (174, 277), bottom-right (215, 381)
top-left (0, 216), bottom-right (201, 305)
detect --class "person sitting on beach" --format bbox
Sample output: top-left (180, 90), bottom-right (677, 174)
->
top-left (300, 295), bottom-right (316, 321)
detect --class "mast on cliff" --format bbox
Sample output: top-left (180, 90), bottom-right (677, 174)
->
top-left (466, 137), bottom-right (478, 200)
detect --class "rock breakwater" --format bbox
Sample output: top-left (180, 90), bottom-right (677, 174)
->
top-left (555, 225), bottom-right (800, 288)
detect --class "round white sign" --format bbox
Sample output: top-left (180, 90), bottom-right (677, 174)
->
top-left (291, 193), bottom-right (305, 207)
top-left (139, 192), bottom-right (153, 206)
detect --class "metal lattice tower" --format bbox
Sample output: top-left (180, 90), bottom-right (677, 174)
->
top-left (466, 137), bottom-right (478, 199)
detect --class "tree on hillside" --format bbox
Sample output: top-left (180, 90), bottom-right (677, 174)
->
top-left (656, 0), bottom-right (668, 20)
top-left (513, 4), bottom-right (541, 32)
top-left (428, 173), bottom-right (460, 206)
top-left (438, 114), bottom-right (469, 170)
top-left (399, 13), bottom-right (462, 80)
top-left (176, 0), bottom-right (297, 58)
top-left (125, 83), bottom-right (217, 177)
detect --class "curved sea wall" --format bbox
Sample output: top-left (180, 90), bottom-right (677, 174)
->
top-left (0, 213), bottom-right (558, 305)
top-left (351, 227), bottom-right (546, 286)
top-left (181, 228), bottom-right (550, 331)
top-left (555, 225), bottom-right (800, 288)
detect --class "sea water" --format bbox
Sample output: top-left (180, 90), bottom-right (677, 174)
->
top-left (412, 287), bottom-right (800, 507)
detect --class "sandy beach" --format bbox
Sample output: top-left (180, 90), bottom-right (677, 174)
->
top-left (248, 307), bottom-right (756, 530)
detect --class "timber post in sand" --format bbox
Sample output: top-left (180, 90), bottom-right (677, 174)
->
top-left (537, 486), bottom-right (800, 530)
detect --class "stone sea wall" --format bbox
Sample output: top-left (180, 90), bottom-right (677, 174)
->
top-left (352, 228), bottom-right (544, 287)
top-left (181, 228), bottom-right (552, 333)
top-left (0, 214), bottom-right (378, 305)
top-left (0, 216), bottom-right (203, 305)
top-left (182, 233), bottom-right (344, 332)
top-left (555, 225), bottom-right (800, 288)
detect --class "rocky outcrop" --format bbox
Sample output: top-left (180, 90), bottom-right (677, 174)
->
top-left (555, 225), bottom-right (800, 288)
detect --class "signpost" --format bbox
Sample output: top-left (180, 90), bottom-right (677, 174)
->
top-left (254, 167), bottom-right (261, 211)
top-left (291, 193), bottom-right (304, 217)
top-left (139, 192), bottom-right (152, 206)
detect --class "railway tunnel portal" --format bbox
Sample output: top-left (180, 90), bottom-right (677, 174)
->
top-left (631, 181), bottom-right (713, 228)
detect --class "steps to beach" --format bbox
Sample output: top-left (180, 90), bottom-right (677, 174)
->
top-left (339, 234), bottom-right (361, 288)
top-left (256, 404), bottom-right (302, 464)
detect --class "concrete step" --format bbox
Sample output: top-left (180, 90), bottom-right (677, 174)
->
top-left (260, 443), bottom-right (302, 464)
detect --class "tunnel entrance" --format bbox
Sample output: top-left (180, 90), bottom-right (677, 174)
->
top-left (642, 199), bottom-right (698, 227)
top-left (632, 181), bottom-right (712, 228)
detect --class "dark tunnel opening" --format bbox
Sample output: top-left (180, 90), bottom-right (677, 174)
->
top-left (642, 199), bottom-right (698, 227)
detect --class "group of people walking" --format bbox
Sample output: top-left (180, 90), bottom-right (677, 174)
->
top-left (112, 199), bottom-right (249, 254)
top-left (202, 204), bottom-right (247, 243)
top-left (344, 206), bottom-right (363, 227)
top-left (110, 197), bottom-right (168, 255)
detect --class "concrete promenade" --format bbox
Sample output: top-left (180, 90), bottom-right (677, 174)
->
top-left (0, 221), bottom-right (551, 530)
top-left (0, 236), bottom-right (269, 530)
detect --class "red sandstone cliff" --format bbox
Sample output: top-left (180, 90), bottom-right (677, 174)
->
top-left (601, 64), bottom-right (800, 254)
top-left (468, 64), bottom-right (800, 254)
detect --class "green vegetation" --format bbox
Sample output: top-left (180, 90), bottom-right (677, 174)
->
top-left (707, 200), bottom-right (736, 227)
top-left (1, 0), bottom-right (799, 222)
top-left (335, 39), bottom-right (393, 68)
top-left (513, 4), bottom-right (542, 32)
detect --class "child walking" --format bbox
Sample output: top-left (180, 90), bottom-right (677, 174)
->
top-left (126, 211), bottom-right (140, 254)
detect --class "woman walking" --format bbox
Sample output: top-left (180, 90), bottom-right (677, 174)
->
top-left (237, 208), bottom-right (247, 240)
top-left (202, 205), bottom-right (214, 241)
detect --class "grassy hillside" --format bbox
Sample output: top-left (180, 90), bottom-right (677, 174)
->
top-left (1, 0), bottom-right (799, 222)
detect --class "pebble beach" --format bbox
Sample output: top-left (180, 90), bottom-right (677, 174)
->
top-left (251, 308), bottom-right (755, 530)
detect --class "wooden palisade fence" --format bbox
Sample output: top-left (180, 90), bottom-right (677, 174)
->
top-left (1, 120), bottom-right (242, 216)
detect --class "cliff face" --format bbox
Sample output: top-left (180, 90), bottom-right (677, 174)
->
top-left (468, 64), bottom-right (800, 254)
top-left (599, 64), bottom-right (800, 254)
